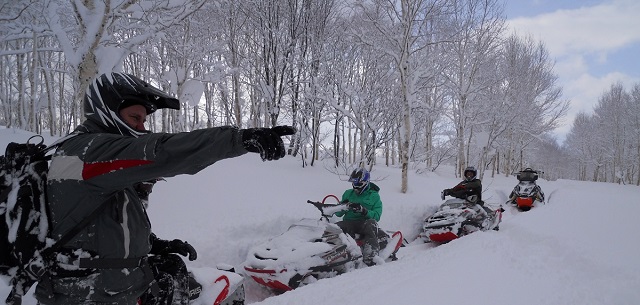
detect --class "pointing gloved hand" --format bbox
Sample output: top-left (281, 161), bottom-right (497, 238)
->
top-left (241, 126), bottom-right (297, 161)
top-left (348, 203), bottom-right (368, 216)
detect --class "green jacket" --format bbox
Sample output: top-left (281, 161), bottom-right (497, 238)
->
top-left (336, 182), bottom-right (382, 221)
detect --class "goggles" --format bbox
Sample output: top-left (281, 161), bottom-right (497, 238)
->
top-left (352, 181), bottom-right (367, 189)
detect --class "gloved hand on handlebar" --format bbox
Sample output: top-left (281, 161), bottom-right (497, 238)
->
top-left (241, 126), bottom-right (296, 161)
top-left (349, 203), bottom-right (368, 216)
top-left (441, 189), bottom-right (450, 200)
top-left (150, 233), bottom-right (198, 261)
top-left (166, 239), bottom-right (198, 261)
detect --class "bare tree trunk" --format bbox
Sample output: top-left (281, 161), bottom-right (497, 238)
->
top-left (16, 44), bottom-right (25, 129)
top-left (29, 33), bottom-right (39, 133)
top-left (43, 64), bottom-right (56, 136)
top-left (457, 123), bottom-right (465, 177)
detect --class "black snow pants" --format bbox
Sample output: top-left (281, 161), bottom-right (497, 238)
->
top-left (337, 219), bottom-right (379, 265)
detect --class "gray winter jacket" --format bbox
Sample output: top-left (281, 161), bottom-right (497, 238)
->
top-left (35, 120), bottom-right (247, 304)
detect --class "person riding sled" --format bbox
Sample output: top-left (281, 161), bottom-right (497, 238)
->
top-left (506, 168), bottom-right (545, 205)
top-left (334, 168), bottom-right (383, 267)
top-left (441, 166), bottom-right (493, 224)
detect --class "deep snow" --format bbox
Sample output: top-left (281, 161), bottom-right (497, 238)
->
top-left (1, 127), bottom-right (639, 305)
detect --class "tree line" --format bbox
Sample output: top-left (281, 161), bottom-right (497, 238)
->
top-left (1, 0), bottom-right (637, 188)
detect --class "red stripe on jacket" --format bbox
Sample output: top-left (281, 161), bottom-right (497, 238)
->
top-left (83, 159), bottom-right (154, 180)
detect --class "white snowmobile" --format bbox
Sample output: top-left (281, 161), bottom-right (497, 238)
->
top-left (242, 196), bottom-right (404, 292)
top-left (421, 194), bottom-right (502, 244)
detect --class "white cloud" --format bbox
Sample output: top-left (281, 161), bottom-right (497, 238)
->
top-left (564, 71), bottom-right (638, 113)
top-left (506, 0), bottom-right (640, 143)
top-left (507, 0), bottom-right (640, 57)
top-left (553, 71), bottom-right (639, 141)
top-left (554, 54), bottom-right (588, 79)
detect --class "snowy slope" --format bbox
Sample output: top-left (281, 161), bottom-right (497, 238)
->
top-left (1, 127), bottom-right (639, 305)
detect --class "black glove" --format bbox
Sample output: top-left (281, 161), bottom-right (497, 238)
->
top-left (441, 189), bottom-right (450, 200)
top-left (349, 203), bottom-right (368, 216)
top-left (168, 239), bottom-right (197, 261)
top-left (150, 234), bottom-right (198, 261)
top-left (241, 126), bottom-right (296, 161)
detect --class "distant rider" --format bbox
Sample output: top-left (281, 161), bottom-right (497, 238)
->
top-left (334, 168), bottom-right (383, 266)
top-left (506, 168), bottom-right (545, 204)
top-left (441, 166), bottom-right (493, 224)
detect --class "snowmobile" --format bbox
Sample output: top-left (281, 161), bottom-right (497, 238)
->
top-left (510, 181), bottom-right (545, 211)
top-left (509, 168), bottom-right (545, 211)
top-left (187, 266), bottom-right (245, 305)
top-left (138, 265), bottom-right (245, 305)
top-left (243, 195), bottom-right (404, 292)
top-left (421, 195), bottom-right (502, 244)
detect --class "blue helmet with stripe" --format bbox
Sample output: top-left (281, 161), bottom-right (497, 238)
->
top-left (349, 168), bottom-right (370, 194)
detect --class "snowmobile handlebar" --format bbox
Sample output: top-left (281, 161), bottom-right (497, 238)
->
top-left (306, 199), bottom-right (349, 218)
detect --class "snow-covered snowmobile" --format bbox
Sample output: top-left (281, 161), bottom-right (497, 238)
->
top-left (508, 168), bottom-right (545, 211)
top-left (187, 266), bottom-right (245, 305)
top-left (138, 265), bottom-right (245, 305)
top-left (243, 196), bottom-right (404, 292)
top-left (421, 195), bottom-right (502, 244)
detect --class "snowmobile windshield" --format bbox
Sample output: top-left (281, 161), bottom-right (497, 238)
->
top-left (518, 171), bottom-right (537, 181)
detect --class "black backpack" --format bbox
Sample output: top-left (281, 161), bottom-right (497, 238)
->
top-left (0, 134), bottom-right (104, 305)
top-left (0, 135), bottom-right (54, 303)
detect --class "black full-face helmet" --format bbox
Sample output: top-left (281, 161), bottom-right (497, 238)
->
top-left (84, 72), bottom-right (180, 137)
top-left (463, 166), bottom-right (477, 182)
top-left (349, 168), bottom-right (370, 194)
top-left (517, 168), bottom-right (538, 181)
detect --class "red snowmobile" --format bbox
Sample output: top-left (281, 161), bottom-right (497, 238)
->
top-left (508, 168), bottom-right (545, 211)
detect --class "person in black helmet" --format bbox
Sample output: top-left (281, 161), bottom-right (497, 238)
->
top-left (442, 166), bottom-right (483, 202)
top-left (34, 72), bottom-right (295, 305)
top-left (506, 168), bottom-right (545, 204)
top-left (441, 166), bottom-right (493, 223)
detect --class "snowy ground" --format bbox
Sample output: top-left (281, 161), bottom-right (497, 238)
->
top-left (2, 127), bottom-right (640, 305)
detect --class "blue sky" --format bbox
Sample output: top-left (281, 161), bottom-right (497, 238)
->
top-left (504, 0), bottom-right (640, 143)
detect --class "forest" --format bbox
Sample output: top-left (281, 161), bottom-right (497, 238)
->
top-left (1, 0), bottom-right (639, 187)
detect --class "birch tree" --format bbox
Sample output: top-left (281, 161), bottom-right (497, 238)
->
top-left (43, 0), bottom-right (206, 111)
top-left (593, 83), bottom-right (631, 183)
top-left (440, 0), bottom-right (505, 178)
top-left (0, 0), bottom-right (63, 133)
top-left (481, 34), bottom-right (568, 177)
top-left (351, 0), bottom-right (450, 192)
top-left (630, 83), bottom-right (640, 185)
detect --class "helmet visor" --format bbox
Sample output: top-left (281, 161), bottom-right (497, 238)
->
top-left (352, 181), bottom-right (367, 189)
top-left (464, 171), bottom-right (475, 180)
